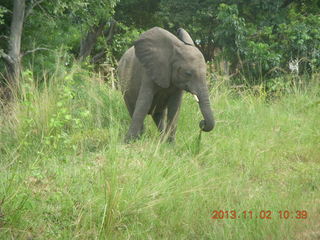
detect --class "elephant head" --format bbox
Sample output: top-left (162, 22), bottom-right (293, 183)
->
top-left (134, 27), bottom-right (215, 132)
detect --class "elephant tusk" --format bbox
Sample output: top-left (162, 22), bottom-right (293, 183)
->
top-left (193, 94), bottom-right (199, 103)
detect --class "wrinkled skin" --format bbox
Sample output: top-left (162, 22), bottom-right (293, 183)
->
top-left (118, 27), bottom-right (215, 143)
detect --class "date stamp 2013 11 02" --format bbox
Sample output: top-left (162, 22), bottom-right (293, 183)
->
top-left (211, 210), bottom-right (308, 220)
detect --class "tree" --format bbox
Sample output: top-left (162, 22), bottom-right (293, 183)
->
top-left (73, 0), bottom-right (119, 61)
top-left (0, 0), bottom-right (26, 87)
top-left (0, 0), bottom-right (119, 92)
top-left (157, 0), bottom-right (320, 81)
top-left (0, 0), bottom-right (51, 91)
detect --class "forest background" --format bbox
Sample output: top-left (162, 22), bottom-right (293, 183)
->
top-left (1, 0), bottom-right (320, 88)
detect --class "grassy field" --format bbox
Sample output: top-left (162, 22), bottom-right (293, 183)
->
top-left (0, 66), bottom-right (319, 239)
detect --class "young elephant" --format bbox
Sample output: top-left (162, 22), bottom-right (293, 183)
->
top-left (118, 27), bottom-right (215, 142)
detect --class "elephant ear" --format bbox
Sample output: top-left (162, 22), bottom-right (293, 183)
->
top-left (134, 27), bottom-right (177, 88)
top-left (177, 28), bottom-right (195, 46)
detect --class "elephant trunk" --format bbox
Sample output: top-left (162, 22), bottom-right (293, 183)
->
top-left (196, 85), bottom-right (215, 132)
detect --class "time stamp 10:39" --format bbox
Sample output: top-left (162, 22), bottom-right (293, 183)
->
top-left (211, 210), bottom-right (308, 220)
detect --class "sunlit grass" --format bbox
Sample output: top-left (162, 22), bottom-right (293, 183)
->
top-left (0, 67), bottom-right (319, 239)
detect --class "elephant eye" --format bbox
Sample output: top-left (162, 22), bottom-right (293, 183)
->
top-left (185, 70), bottom-right (192, 77)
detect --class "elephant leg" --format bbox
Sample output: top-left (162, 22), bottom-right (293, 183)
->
top-left (124, 98), bottom-right (134, 117)
top-left (125, 82), bottom-right (154, 143)
top-left (152, 110), bottom-right (166, 133)
top-left (165, 90), bottom-right (183, 142)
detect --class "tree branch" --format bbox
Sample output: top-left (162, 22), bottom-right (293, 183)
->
top-left (104, 19), bottom-right (117, 42)
top-left (0, 35), bottom-right (8, 40)
top-left (0, 50), bottom-right (14, 65)
top-left (22, 47), bottom-right (50, 56)
top-left (91, 50), bottom-right (106, 64)
top-left (25, 0), bottom-right (46, 20)
top-left (78, 20), bottom-right (107, 61)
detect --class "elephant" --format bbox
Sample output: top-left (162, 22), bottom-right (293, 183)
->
top-left (118, 27), bottom-right (215, 143)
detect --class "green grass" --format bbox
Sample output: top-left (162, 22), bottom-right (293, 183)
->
top-left (0, 66), bottom-right (319, 239)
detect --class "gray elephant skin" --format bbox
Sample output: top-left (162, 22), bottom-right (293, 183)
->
top-left (118, 27), bottom-right (215, 142)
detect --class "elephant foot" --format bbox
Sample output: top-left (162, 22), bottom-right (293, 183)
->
top-left (124, 125), bottom-right (145, 143)
top-left (124, 133), bottom-right (138, 143)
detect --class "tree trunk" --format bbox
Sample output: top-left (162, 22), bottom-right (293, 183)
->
top-left (78, 20), bottom-right (117, 62)
top-left (91, 20), bottom-right (117, 64)
top-left (78, 20), bottom-right (107, 61)
top-left (6, 0), bottom-right (25, 87)
top-left (104, 19), bottom-right (117, 43)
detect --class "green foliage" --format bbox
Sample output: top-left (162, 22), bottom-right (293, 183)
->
top-left (215, 4), bottom-right (245, 50)
top-left (0, 5), bottom-right (8, 25)
top-left (154, 0), bottom-right (320, 83)
top-left (240, 40), bottom-right (281, 82)
top-left (115, 0), bottom-right (160, 28)
top-left (215, 4), bottom-right (246, 66)
top-left (277, 13), bottom-right (320, 69)
top-left (4, 60), bottom-right (127, 157)
top-left (41, 0), bottom-right (119, 26)
top-left (235, 12), bottom-right (320, 82)
top-left (2, 0), bottom-right (320, 85)
top-left (108, 23), bottom-right (142, 58)
top-left (1, 0), bottom-right (120, 83)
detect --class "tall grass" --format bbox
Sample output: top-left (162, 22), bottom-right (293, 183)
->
top-left (0, 63), bottom-right (319, 239)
